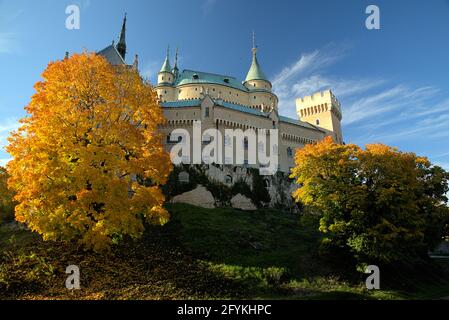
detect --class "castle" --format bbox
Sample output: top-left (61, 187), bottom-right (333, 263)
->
top-left (97, 16), bottom-right (343, 178)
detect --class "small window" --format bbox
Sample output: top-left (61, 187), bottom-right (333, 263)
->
top-left (212, 88), bottom-right (216, 92)
top-left (316, 119), bottom-right (320, 125)
top-left (287, 147), bottom-right (293, 158)
top-left (205, 107), bottom-right (210, 117)
top-left (225, 175), bottom-right (233, 184)
top-left (178, 172), bottom-right (190, 184)
top-left (162, 76), bottom-right (165, 81)
top-left (224, 135), bottom-right (231, 146)
top-left (164, 90), bottom-right (167, 94)
top-left (224, 78), bottom-right (230, 84)
top-left (193, 74), bottom-right (199, 80)
top-left (254, 96), bottom-right (256, 100)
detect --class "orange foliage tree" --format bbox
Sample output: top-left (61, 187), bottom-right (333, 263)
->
top-left (290, 136), bottom-right (449, 264)
top-left (6, 53), bottom-right (172, 250)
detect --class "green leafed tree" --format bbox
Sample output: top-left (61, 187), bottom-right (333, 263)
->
top-left (290, 136), bottom-right (449, 264)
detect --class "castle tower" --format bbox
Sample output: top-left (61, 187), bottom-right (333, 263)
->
top-left (116, 13), bottom-right (127, 60)
top-left (244, 32), bottom-right (272, 92)
top-left (243, 33), bottom-right (278, 111)
top-left (172, 48), bottom-right (179, 81)
top-left (296, 90), bottom-right (343, 144)
top-left (157, 46), bottom-right (174, 85)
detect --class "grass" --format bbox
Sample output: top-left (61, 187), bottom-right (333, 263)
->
top-left (1, 203), bottom-right (449, 300)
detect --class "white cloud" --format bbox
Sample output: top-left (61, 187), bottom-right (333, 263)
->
top-left (0, 32), bottom-right (18, 54)
top-left (0, 158), bottom-right (11, 167)
top-left (0, 118), bottom-right (20, 152)
top-left (343, 85), bottom-right (439, 125)
top-left (291, 75), bottom-right (385, 99)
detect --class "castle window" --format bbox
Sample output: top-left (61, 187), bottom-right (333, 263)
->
top-left (244, 137), bottom-right (249, 150)
top-left (193, 74), bottom-right (199, 80)
top-left (224, 135), bottom-right (231, 146)
top-left (205, 107), bottom-right (210, 117)
top-left (254, 96), bottom-right (256, 100)
top-left (178, 172), bottom-right (190, 184)
top-left (224, 78), bottom-right (230, 84)
top-left (164, 90), bottom-right (167, 94)
top-left (213, 88), bottom-right (216, 91)
top-left (287, 147), bottom-right (293, 158)
top-left (316, 119), bottom-right (320, 125)
top-left (195, 88), bottom-right (198, 91)
top-left (162, 76), bottom-right (164, 81)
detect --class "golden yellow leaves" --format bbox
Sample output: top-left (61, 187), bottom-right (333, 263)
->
top-left (6, 53), bottom-right (172, 250)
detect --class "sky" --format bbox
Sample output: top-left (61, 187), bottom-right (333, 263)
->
top-left (0, 0), bottom-right (448, 169)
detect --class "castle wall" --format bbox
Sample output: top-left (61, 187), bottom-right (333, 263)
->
top-left (157, 83), bottom-right (278, 112)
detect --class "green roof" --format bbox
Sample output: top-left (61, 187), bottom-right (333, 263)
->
top-left (160, 55), bottom-right (172, 73)
top-left (245, 51), bottom-right (268, 82)
top-left (161, 98), bottom-right (317, 131)
top-left (175, 70), bottom-right (249, 92)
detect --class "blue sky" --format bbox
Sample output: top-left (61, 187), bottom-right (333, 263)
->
top-left (1, 0), bottom-right (449, 169)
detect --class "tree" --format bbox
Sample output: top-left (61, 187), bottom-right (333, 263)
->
top-left (6, 53), bottom-right (172, 250)
top-left (290, 136), bottom-right (449, 264)
top-left (0, 167), bottom-right (15, 223)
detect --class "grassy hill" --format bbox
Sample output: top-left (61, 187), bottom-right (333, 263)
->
top-left (1, 203), bottom-right (449, 300)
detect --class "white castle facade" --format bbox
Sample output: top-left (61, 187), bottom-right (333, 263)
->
top-left (98, 17), bottom-right (344, 177)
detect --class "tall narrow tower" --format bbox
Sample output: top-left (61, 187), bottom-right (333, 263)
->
top-left (296, 90), bottom-right (343, 144)
top-left (116, 13), bottom-right (127, 60)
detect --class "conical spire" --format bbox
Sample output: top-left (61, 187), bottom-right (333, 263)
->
top-left (172, 48), bottom-right (179, 79)
top-left (116, 13), bottom-right (127, 60)
top-left (159, 45), bottom-right (172, 73)
top-left (245, 32), bottom-right (268, 82)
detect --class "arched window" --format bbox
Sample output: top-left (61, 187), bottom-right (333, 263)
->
top-left (316, 119), bottom-right (320, 126)
top-left (178, 172), bottom-right (190, 184)
top-left (225, 175), bottom-right (233, 184)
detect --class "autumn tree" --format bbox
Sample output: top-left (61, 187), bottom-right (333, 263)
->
top-left (6, 53), bottom-right (172, 250)
top-left (0, 167), bottom-right (15, 224)
top-left (290, 136), bottom-right (449, 264)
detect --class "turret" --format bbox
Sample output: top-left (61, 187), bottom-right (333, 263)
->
top-left (172, 48), bottom-right (179, 81)
top-left (244, 32), bottom-right (272, 92)
top-left (116, 13), bottom-right (127, 60)
top-left (157, 46), bottom-right (174, 85)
